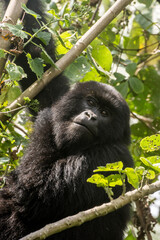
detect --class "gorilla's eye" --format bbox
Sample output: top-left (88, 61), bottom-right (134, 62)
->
top-left (87, 97), bottom-right (97, 107)
top-left (101, 109), bottom-right (110, 117)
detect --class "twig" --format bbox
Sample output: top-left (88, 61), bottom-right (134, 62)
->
top-left (131, 112), bottom-right (156, 133)
top-left (88, 0), bottom-right (102, 26)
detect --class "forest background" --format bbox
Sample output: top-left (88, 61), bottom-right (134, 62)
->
top-left (0, 0), bottom-right (160, 239)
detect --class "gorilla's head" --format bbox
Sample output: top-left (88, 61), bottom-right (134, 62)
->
top-left (52, 81), bottom-right (130, 153)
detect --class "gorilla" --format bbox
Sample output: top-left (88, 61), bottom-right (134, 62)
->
top-left (0, 81), bottom-right (133, 240)
top-left (0, 1), bottom-right (133, 239)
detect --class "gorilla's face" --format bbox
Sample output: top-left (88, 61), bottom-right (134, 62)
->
top-left (52, 81), bottom-right (130, 153)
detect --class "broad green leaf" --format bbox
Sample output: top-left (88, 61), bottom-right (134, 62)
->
top-left (87, 174), bottom-right (109, 188)
top-left (94, 161), bottom-right (123, 172)
top-left (114, 73), bottom-right (125, 82)
top-left (49, 2), bottom-right (58, 11)
top-left (56, 32), bottom-right (73, 55)
top-left (4, 23), bottom-right (28, 39)
top-left (33, 29), bottom-right (51, 45)
top-left (116, 82), bottom-right (128, 98)
top-left (82, 68), bottom-right (102, 82)
top-left (138, 0), bottom-right (152, 7)
top-left (126, 63), bottom-right (137, 76)
top-left (91, 39), bottom-right (112, 71)
top-left (123, 36), bottom-right (139, 54)
top-left (5, 86), bottom-right (21, 104)
top-left (6, 63), bottom-right (27, 81)
top-left (129, 77), bottom-right (144, 94)
top-left (107, 174), bottom-right (123, 187)
top-left (64, 56), bottom-right (91, 82)
top-left (146, 170), bottom-right (155, 180)
top-left (40, 46), bottom-right (56, 67)
top-left (147, 156), bottom-right (160, 164)
top-left (87, 173), bottom-right (123, 188)
top-left (26, 53), bottom-right (44, 78)
top-left (0, 49), bottom-right (6, 58)
top-left (140, 134), bottom-right (160, 152)
top-left (22, 4), bottom-right (41, 19)
top-left (125, 168), bottom-right (139, 189)
top-left (140, 157), bottom-right (160, 173)
top-left (124, 230), bottom-right (137, 240)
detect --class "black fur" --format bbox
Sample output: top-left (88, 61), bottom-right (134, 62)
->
top-left (0, 81), bottom-right (133, 240)
top-left (0, 1), bottom-right (133, 239)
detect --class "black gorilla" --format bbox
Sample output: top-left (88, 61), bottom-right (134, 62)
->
top-left (0, 1), bottom-right (133, 240)
top-left (0, 81), bottom-right (133, 240)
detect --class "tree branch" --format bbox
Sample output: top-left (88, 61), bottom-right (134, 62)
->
top-left (20, 180), bottom-right (160, 240)
top-left (0, 0), bottom-right (134, 122)
top-left (0, 0), bottom-right (28, 77)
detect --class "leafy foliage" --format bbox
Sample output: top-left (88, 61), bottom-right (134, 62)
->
top-left (88, 134), bottom-right (160, 200)
top-left (0, 0), bottom-right (160, 237)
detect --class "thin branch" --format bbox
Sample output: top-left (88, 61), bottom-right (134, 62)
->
top-left (88, 0), bottom-right (102, 26)
top-left (20, 180), bottom-right (160, 240)
top-left (0, 0), bottom-right (134, 122)
top-left (13, 122), bottom-right (28, 136)
top-left (131, 112), bottom-right (157, 133)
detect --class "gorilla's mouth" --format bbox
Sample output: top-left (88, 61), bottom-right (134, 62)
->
top-left (73, 122), bottom-right (95, 136)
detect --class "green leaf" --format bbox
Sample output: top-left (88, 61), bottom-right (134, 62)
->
top-left (107, 174), bottom-right (123, 187)
top-left (129, 77), bottom-right (144, 94)
top-left (64, 56), bottom-right (91, 82)
top-left (26, 53), bottom-right (44, 78)
top-left (147, 156), bottom-right (160, 164)
top-left (116, 82), bottom-right (128, 98)
top-left (94, 161), bottom-right (123, 172)
top-left (146, 170), bottom-right (155, 180)
top-left (6, 86), bottom-right (21, 104)
top-left (140, 157), bottom-right (160, 173)
top-left (87, 174), bottom-right (109, 188)
top-left (56, 31), bottom-right (73, 55)
top-left (124, 230), bottom-right (137, 240)
top-left (49, 2), bottom-right (58, 11)
top-left (91, 39), bottom-right (112, 71)
top-left (82, 68), bottom-right (102, 82)
top-left (22, 4), bottom-right (41, 19)
top-left (140, 134), bottom-right (160, 152)
top-left (114, 73), bottom-right (125, 82)
top-left (0, 49), bottom-right (6, 58)
top-left (125, 168), bottom-right (139, 189)
top-left (33, 29), bottom-right (51, 45)
top-left (40, 46), bottom-right (56, 67)
top-left (138, 0), bottom-right (152, 7)
top-left (87, 173), bottom-right (123, 188)
top-left (6, 63), bottom-right (27, 81)
top-left (4, 23), bottom-right (28, 39)
top-left (126, 63), bottom-right (137, 76)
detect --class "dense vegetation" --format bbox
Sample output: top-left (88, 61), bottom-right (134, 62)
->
top-left (0, 0), bottom-right (160, 239)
